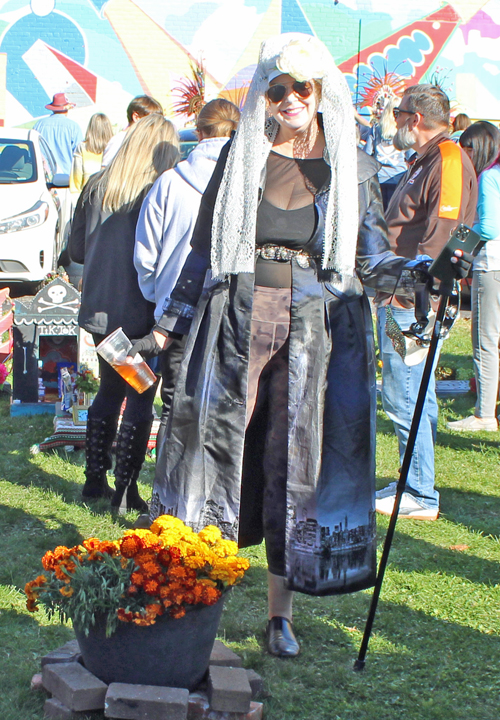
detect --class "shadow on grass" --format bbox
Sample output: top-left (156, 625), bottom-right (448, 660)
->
top-left (0, 425), bottom-right (154, 527)
top-left (375, 527), bottom-right (500, 585)
top-left (439, 487), bottom-right (500, 539)
top-left (220, 565), bottom-right (500, 720)
top-left (0, 504), bottom-right (85, 588)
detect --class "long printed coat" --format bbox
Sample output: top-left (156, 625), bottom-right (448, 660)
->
top-left (151, 146), bottom-right (409, 596)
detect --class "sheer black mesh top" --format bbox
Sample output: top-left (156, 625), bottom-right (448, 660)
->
top-left (256, 151), bottom-right (330, 249)
top-left (255, 151), bottom-right (330, 287)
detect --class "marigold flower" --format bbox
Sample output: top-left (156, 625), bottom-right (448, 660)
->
top-left (99, 541), bottom-right (120, 556)
top-left (170, 604), bottom-right (186, 619)
top-left (41, 551), bottom-right (56, 571)
top-left (169, 547), bottom-right (182, 562)
top-left (26, 598), bottom-right (38, 612)
top-left (145, 603), bottom-right (163, 617)
top-left (59, 585), bottom-right (74, 597)
top-left (134, 549), bottom-right (157, 566)
top-left (143, 578), bottom-right (161, 595)
top-left (82, 538), bottom-right (101, 552)
top-left (131, 571), bottom-right (144, 586)
top-left (117, 608), bottom-right (134, 622)
top-left (123, 529), bottom-right (163, 549)
top-left (157, 548), bottom-right (172, 566)
top-left (120, 535), bottom-right (144, 558)
top-left (198, 525), bottom-right (222, 544)
top-left (141, 560), bottom-right (162, 577)
top-left (167, 565), bottom-right (187, 580)
top-left (202, 586), bottom-right (222, 605)
top-left (213, 539), bottom-right (239, 557)
top-left (150, 515), bottom-right (186, 535)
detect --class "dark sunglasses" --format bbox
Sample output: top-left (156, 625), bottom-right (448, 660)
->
top-left (266, 81), bottom-right (313, 104)
top-left (393, 107), bottom-right (415, 119)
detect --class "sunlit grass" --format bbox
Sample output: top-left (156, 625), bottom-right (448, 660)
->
top-left (0, 319), bottom-right (499, 719)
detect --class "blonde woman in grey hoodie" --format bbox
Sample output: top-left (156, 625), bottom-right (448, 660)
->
top-left (134, 98), bottom-right (240, 437)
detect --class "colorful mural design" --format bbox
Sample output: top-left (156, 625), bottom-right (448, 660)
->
top-left (0, 0), bottom-right (499, 130)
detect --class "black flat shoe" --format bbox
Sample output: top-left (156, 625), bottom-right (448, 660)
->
top-left (266, 616), bottom-right (300, 658)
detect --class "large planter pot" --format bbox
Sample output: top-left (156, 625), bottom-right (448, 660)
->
top-left (73, 598), bottom-right (224, 691)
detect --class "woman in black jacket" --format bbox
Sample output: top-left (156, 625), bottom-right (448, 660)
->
top-left (69, 113), bottom-right (179, 511)
top-left (132, 34), bottom-right (469, 657)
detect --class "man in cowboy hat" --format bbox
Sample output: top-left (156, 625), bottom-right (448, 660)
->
top-left (34, 93), bottom-right (83, 175)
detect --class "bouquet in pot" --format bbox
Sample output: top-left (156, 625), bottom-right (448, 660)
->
top-left (25, 515), bottom-right (250, 637)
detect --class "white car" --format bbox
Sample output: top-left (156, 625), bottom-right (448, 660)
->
top-left (0, 128), bottom-right (71, 291)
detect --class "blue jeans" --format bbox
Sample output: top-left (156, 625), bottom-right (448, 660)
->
top-left (377, 306), bottom-right (440, 509)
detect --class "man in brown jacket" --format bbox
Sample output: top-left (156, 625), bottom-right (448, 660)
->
top-left (375, 84), bottom-right (477, 521)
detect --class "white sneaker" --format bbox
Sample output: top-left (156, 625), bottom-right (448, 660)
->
top-left (447, 415), bottom-right (498, 432)
top-left (375, 492), bottom-right (439, 521)
top-left (375, 482), bottom-right (398, 499)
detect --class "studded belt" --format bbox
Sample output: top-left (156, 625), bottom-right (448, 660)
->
top-left (256, 244), bottom-right (317, 269)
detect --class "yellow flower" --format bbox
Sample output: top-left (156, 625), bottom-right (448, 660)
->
top-left (198, 525), bottom-right (222, 544)
top-left (212, 539), bottom-right (239, 557)
top-left (150, 515), bottom-right (186, 535)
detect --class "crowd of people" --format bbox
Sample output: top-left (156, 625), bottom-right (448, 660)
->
top-left (34, 32), bottom-right (499, 659)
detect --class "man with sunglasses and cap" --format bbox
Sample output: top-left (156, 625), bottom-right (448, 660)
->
top-left (375, 84), bottom-right (477, 521)
top-left (34, 93), bottom-right (83, 175)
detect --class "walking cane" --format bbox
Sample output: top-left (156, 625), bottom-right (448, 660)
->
top-left (354, 277), bottom-right (453, 672)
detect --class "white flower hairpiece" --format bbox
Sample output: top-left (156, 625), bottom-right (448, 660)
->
top-left (276, 38), bottom-right (326, 82)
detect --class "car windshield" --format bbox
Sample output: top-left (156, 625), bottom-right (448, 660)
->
top-left (0, 140), bottom-right (37, 184)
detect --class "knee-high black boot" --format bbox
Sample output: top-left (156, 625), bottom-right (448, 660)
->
top-left (110, 419), bottom-right (152, 513)
top-left (82, 412), bottom-right (119, 499)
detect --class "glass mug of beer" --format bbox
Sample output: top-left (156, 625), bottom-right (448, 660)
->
top-left (96, 328), bottom-right (156, 394)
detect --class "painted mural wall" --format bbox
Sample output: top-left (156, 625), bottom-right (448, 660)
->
top-left (0, 0), bottom-right (499, 131)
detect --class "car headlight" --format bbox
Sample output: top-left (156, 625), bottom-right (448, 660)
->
top-left (0, 201), bottom-right (49, 234)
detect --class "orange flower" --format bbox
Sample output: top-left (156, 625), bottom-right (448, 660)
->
top-left (145, 603), bottom-right (163, 617)
top-left (120, 535), bottom-right (144, 558)
top-left (26, 598), bottom-right (38, 612)
top-left (143, 578), bottom-right (160, 595)
top-left (117, 608), bottom-right (134, 622)
top-left (134, 549), bottom-right (156, 565)
top-left (140, 560), bottom-right (162, 577)
top-left (202, 586), bottom-right (221, 605)
top-left (131, 571), bottom-right (144, 586)
top-left (82, 538), bottom-right (101, 552)
top-left (41, 551), bottom-right (56, 571)
top-left (59, 585), bottom-right (74, 597)
top-left (157, 548), bottom-right (172, 566)
top-left (167, 565), bottom-right (187, 580)
top-left (99, 541), bottom-right (120, 556)
top-left (169, 547), bottom-right (182, 562)
top-left (170, 605), bottom-right (186, 619)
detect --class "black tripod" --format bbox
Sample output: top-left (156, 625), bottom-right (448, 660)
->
top-left (354, 279), bottom-right (453, 671)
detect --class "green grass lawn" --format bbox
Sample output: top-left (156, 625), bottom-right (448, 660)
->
top-left (1, 318), bottom-right (499, 720)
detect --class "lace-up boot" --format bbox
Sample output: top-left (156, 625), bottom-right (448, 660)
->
top-left (82, 412), bottom-right (119, 499)
top-left (111, 419), bottom-right (152, 514)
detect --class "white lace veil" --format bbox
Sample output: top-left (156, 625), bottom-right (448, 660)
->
top-left (210, 33), bottom-right (358, 278)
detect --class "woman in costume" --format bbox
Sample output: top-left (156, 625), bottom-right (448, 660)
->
top-left (69, 113), bottom-right (179, 512)
top-left (132, 34), bottom-right (467, 656)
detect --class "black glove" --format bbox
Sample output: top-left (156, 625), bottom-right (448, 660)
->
top-left (450, 250), bottom-right (474, 279)
top-left (128, 332), bottom-right (165, 361)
